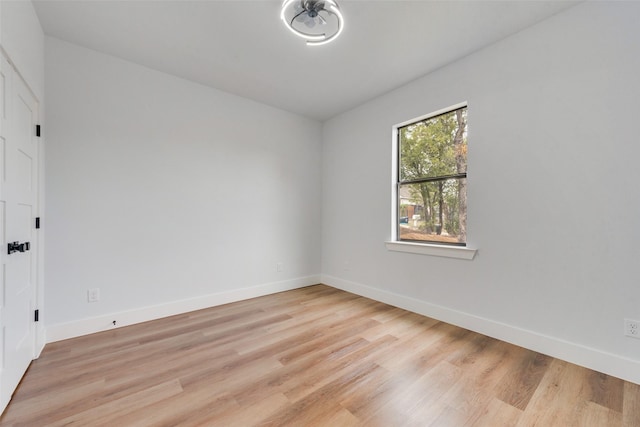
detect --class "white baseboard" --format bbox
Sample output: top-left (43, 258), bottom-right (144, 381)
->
top-left (46, 275), bottom-right (321, 343)
top-left (321, 274), bottom-right (640, 386)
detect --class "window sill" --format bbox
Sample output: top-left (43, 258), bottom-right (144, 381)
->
top-left (385, 241), bottom-right (477, 260)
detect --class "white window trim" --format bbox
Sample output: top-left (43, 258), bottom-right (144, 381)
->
top-left (385, 241), bottom-right (477, 260)
top-left (389, 102), bottom-right (477, 260)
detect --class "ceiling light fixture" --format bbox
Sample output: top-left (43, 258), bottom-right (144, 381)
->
top-left (280, 0), bottom-right (344, 46)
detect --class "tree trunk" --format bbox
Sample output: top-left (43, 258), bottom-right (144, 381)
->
top-left (419, 185), bottom-right (430, 232)
top-left (437, 181), bottom-right (444, 235)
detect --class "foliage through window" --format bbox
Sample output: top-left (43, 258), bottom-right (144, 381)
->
top-left (397, 105), bottom-right (467, 245)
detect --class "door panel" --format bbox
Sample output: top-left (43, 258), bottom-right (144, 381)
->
top-left (0, 139), bottom-right (5, 191)
top-left (14, 203), bottom-right (33, 295)
top-left (16, 151), bottom-right (32, 196)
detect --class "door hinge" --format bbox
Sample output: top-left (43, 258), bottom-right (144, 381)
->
top-left (35, 217), bottom-right (41, 229)
top-left (36, 124), bottom-right (41, 137)
top-left (34, 309), bottom-right (39, 322)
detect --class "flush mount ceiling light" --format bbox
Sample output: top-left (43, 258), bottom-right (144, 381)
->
top-left (280, 0), bottom-right (344, 46)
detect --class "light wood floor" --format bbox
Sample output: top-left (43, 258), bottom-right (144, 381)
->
top-left (1, 285), bottom-right (639, 426)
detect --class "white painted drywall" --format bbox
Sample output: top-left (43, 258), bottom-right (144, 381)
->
top-left (321, 1), bottom-right (640, 382)
top-left (44, 37), bottom-right (322, 330)
top-left (0, 0), bottom-right (44, 101)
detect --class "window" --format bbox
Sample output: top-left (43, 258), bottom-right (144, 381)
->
top-left (395, 104), bottom-right (468, 246)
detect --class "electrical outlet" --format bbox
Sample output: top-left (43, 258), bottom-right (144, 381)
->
top-left (624, 319), bottom-right (640, 338)
top-left (276, 262), bottom-right (283, 272)
top-left (87, 288), bottom-right (100, 303)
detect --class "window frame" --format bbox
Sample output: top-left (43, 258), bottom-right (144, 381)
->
top-left (387, 102), bottom-right (477, 260)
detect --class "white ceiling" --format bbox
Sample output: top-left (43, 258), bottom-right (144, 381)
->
top-left (33, 0), bottom-right (578, 121)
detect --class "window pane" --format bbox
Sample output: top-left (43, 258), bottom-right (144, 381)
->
top-left (399, 107), bottom-right (467, 182)
top-left (398, 178), bottom-right (467, 244)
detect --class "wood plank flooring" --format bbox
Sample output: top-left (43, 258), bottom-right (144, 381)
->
top-left (1, 285), bottom-right (639, 426)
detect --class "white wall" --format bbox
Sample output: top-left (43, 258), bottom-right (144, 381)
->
top-left (321, 1), bottom-right (640, 384)
top-left (0, 0), bottom-right (45, 353)
top-left (45, 37), bottom-right (322, 339)
top-left (0, 0), bottom-right (44, 101)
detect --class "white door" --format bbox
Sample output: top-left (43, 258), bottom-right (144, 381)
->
top-left (0, 54), bottom-right (39, 411)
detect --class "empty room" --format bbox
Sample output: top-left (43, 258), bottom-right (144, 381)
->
top-left (0, 0), bottom-right (639, 425)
